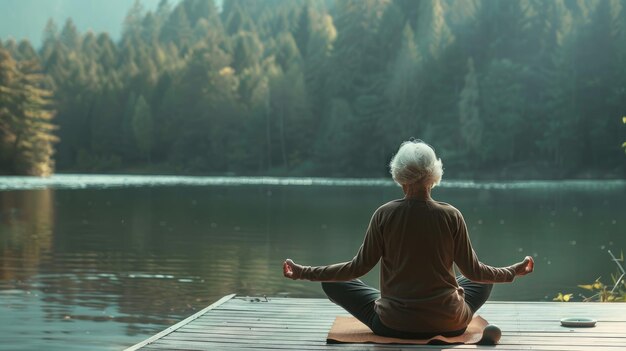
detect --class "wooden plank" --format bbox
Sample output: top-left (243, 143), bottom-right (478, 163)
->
top-left (124, 293), bottom-right (236, 351)
top-left (143, 338), bottom-right (626, 351)
top-left (194, 320), bottom-right (622, 332)
top-left (173, 327), bottom-right (626, 339)
top-left (200, 310), bottom-right (623, 322)
top-left (162, 332), bottom-right (626, 347)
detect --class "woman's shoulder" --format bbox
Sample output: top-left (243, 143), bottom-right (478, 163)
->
top-left (428, 201), bottom-right (465, 220)
top-left (431, 200), bottom-right (457, 210)
top-left (375, 199), bottom-right (404, 213)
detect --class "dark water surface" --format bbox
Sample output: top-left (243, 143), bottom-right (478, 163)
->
top-left (0, 176), bottom-right (624, 350)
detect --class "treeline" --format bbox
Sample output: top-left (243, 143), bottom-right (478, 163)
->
top-left (0, 0), bottom-right (625, 178)
top-left (0, 49), bottom-right (56, 176)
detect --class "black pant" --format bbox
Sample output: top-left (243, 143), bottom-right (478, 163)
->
top-left (322, 276), bottom-right (493, 339)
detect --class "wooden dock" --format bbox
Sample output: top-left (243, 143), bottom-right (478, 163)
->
top-left (125, 294), bottom-right (626, 350)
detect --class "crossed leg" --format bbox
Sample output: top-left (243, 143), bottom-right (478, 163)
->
top-left (321, 276), bottom-right (493, 339)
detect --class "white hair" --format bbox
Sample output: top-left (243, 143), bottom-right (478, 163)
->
top-left (389, 140), bottom-right (443, 188)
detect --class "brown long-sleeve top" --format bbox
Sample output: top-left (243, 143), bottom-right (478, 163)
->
top-left (299, 199), bottom-right (516, 333)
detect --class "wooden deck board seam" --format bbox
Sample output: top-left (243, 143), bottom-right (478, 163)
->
top-left (124, 293), bottom-right (236, 351)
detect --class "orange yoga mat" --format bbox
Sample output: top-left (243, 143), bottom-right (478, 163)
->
top-left (327, 315), bottom-right (489, 345)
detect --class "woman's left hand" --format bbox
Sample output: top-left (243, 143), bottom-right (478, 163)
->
top-left (283, 259), bottom-right (303, 280)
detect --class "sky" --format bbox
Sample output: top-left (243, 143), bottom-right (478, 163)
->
top-left (0, 0), bottom-right (188, 46)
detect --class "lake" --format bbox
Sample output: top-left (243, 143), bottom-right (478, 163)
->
top-left (0, 175), bottom-right (624, 350)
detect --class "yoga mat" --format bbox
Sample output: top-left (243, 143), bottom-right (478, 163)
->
top-left (327, 315), bottom-right (490, 345)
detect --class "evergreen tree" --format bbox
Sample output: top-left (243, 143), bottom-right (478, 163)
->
top-left (0, 50), bottom-right (57, 176)
top-left (384, 23), bottom-right (422, 146)
top-left (224, 2), bottom-right (256, 36)
top-left (301, 9), bottom-right (335, 128)
top-left (96, 33), bottom-right (117, 72)
top-left (160, 4), bottom-right (193, 51)
top-left (458, 57), bottom-right (482, 161)
top-left (274, 32), bottom-right (301, 71)
top-left (123, 0), bottom-right (144, 40)
top-left (16, 41), bottom-right (37, 61)
top-left (182, 0), bottom-right (220, 27)
top-left (480, 59), bottom-right (528, 167)
top-left (232, 31), bottom-right (263, 73)
top-left (59, 18), bottom-right (80, 51)
top-left (575, 0), bottom-right (624, 170)
top-left (416, 0), bottom-right (454, 60)
top-left (314, 98), bottom-right (355, 175)
top-left (0, 49), bottom-right (20, 172)
top-left (294, 2), bottom-right (314, 57)
top-left (131, 95), bottom-right (153, 162)
top-left (535, 0), bottom-right (577, 170)
top-left (40, 19), bottom-right (58, 62)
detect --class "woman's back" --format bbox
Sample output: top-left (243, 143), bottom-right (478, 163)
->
top-left (378, 199), bottom-right (459, 299)
top-left (375, 198), bottom-right (473, 332)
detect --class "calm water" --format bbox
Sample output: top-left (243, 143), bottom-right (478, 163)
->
top-left (0, 175), bottom-right (624, 350)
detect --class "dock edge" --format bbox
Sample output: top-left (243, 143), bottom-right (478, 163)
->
top-left (124, 293), bottom-right (236, 351)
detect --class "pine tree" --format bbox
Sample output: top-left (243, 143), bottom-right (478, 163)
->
top-left (301, 9), bottom-right (335, 126)
top-left (385, 23), bottom-right (422, 145)
top-left (14, 60), bottom-right (58, 176)
top-left (294, 2), bottom-right (314, 57)
top-left (160, 4), bottom-right (193, 51)
top-left (576, 0), bottom-right (624, 170)
top-left (40, 19), bottom-right (58, 62)
top-left (314, 98), bottom-right (355, 175)
top-left (16, 40), bottom-right (38, 61)
top-left (0, 50), bottom-right (57, 176)
top-left (157, 0), bottom-right (172, 17)
top-left (224, 2), bottom-right (256, 36)
top-left (314, 1), bottom-right (389, 174)
top-left (480, 58), bottom-right (528, 166)
top-left (60, 19), bottom-right (80, 51)
top-left (0, 49), bottom-right (20, 172)
top-left (232, 31), bottom-right (264, 73)
top-left (458, 57), bottom-right (482, 161)
top-left (123, 0), bottom-right (144, 40)
top-left (416, 0), bottom-right (455, 60)
top-left (274, 32), bottom-right (301, 71)
top-left (182, 0), bottom-right (220, 28)
top-left (533, 0), bottom-right (577, 170)
top-left (132, 95), bottom-right (153, 162)
top-left (96, 33), bottom-right (117, 73)
top-left (376, 1), bottom-right (406, 65)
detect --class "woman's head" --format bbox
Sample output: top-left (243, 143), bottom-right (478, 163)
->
top-left (389, 140), bottom-right (443, 188)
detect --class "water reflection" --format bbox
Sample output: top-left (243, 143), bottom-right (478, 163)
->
top-left (0, 189), bottom-right (54, 282)
top-left (0, 182), bottom-right (624, 350)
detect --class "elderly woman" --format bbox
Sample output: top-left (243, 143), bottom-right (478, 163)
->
top-left (283, 140), bottom-right (534, 338)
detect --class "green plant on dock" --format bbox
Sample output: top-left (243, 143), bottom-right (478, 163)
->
top-left (554, 250), bottom-right (625, 302)
top-left (553, 292), bottom-right (574, 302)
top-left (578, 277), bottom-right (625, 302)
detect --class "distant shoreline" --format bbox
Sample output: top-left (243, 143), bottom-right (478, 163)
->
top-left (57, 166), bottom-right (626, 182)
top-left (1, 173), bottom-right (624, 192)
top-left (1, 169), bottom-right (624, 182)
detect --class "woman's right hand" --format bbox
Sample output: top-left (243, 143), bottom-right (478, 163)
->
top-left (513, 256), bottom-right (535, 276)
top-left (283, 258), bottom-right (303, 280)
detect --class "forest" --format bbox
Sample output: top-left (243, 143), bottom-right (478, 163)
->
top-left (0, 0), bottom-right (624, 178)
